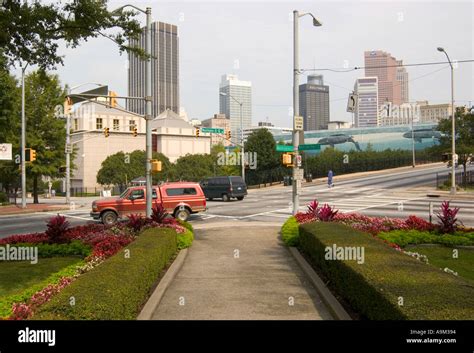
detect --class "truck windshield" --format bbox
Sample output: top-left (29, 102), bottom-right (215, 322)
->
top-left (119, 189), bottom-right (130, 199)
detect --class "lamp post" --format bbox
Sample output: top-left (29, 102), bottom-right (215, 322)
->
top-left (21, 64), bottom-right (28, 208)
top-left (437, 47), bottom-right (456, 194)
top-left (292, 10), bottom-right (322, 215)
top-left (113, 5), bottom-right (153, 217)
top-left (220, 92), bottom-right (245, 182)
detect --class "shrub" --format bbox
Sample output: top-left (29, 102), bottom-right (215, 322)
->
top-left (127, 214), bottom-right (147, 233)
top-left (378, 230), bottom-right (474, 248)
top-left (307, 200), bottom-right (319, 218)
top-left (299, 222), bottom-right (474, 320)
top-left (295, 212), bottom-right (315, 224)
top-left (281, 216), bottom-right (299, 246)
top-left (0, 191), bottom-right (8, 204)
top-left (317, 203), bottom-right (338, 222)
top-left (150, 204), bottom-right (168, 224)
top-left (0, 233), bottom-right (49, 245)
top-left (177, 228), bottom-right (194, 249)
top-left (9, 241), bottom-right (92, 258)
top-left (436, 201), bottom-right (460, 234)
top-left (45, 215), bottom-right (70, 244)
top-left (33, 227), bottom-right (178, 320)
top-left (177, 219), bottom-right (193, 233)
top-left (405, 215), bottom-right (435, 232)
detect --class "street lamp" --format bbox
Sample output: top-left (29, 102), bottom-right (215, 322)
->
top-left (437, 47), bottom-right (456, 194)
top-left (220, 92), bottom-right (245, 182)
top-left (292, 10), bottom-right (322, 215)
top-left (112, 4), bottom-right (153, 217)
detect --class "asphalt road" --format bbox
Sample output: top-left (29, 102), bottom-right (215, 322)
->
top-left (1, 163), bottom-right (473, 238)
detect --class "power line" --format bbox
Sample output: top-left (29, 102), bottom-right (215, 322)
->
top-left (301, 59), bottom-right (474, 73)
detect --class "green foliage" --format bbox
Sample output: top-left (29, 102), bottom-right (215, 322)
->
top-left (211, 143), bottom-right (240, 176)
top-left (0, 258), bottom-right (85, 319)
top-left (0, 1), bottom-right (144, 69)
top-left (378, 229), bottom-right (474, 248)
top-left (298, 222), bottom-right (474, 320)
top-left (11, 241), bottom-right (92, 258)
top-left (0, 191), bottom-right (8, 204)
top-left (281, 216), bottom-right (299, 246)
top-left (33, 227), bottom-right (177, 320)
top-left (174, 153), bottom-right (216, 181)
top-left (177, 219), bottom-right (193, 233)
top-left (177, 228), bottom-right (194, 250)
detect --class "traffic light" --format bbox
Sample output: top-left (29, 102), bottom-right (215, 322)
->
top-left (132, 127), bottom-right (138, 137)
top-left (226, 130), bottom-right (231, 139)
top-left (195, 128), bottom-right (200, 137)
top-left (104, 127), bottom-right (110, 138)
top-left (282, 153), bottom-right (293, 167)
top-left (25, 148), bottom-right (37, 162)
top-left (64, 97), bottom-right (72, 115)
top-left (109, 91), bottom-right (118, 108)
top-left (151, 160), bottom-right (162, 173)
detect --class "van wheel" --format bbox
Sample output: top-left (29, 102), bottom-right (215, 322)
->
top-left (237, 196), bottom-right (244, 201)
top-left (222, 194), bottom-right (230, 202)
top-left (174, 208), bottom-right (190, 221)
top-left (101, 211), bottom-right (118, 225)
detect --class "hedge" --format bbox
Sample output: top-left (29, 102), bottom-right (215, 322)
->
top-left (33, 227), bottom-right (178, 320)
top-left (281, 216), bottom-right (299, 246)
top-left (299, 222), bottom-right (474, 320)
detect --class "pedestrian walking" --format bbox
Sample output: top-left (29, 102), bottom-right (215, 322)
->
top-left (328, 170), bottom-right (334, 188)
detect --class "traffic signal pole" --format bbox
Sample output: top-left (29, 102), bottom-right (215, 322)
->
top-left (292, 10), bottom-right (300, 216)
top-left (21, 64), bottom-right (27, 208)
top-left (145, 7), bottom-right (153, 218)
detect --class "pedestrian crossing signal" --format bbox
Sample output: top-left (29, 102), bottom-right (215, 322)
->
top-left (282, 153), bottom-right (293, 167)
top-left (151, 160), bottom-right (162, 173)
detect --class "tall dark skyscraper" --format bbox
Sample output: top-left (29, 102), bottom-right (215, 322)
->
top-left (299, 75), bottom-right (330, 131)
top-left (128, 21), bottom-right (179, 118)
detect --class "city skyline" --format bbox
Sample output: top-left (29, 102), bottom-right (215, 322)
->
top-left (12, 1), bottom-right (473, 128)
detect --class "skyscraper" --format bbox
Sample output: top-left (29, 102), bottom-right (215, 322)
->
top-left (354, 77), bottom-right (379, 127)
top-left (219, 74), bottom-right (252, 143)
top-left (364, 50), bottom-right (408, 106)
top-left (128, 21), bottom-right (179, 118)
top-left (299, 75), bottom-right (330, 130)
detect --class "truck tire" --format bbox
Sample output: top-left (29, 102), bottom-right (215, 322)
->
top-left (174, 208), bottom-right (190, 222)
top-left (222, 193), bottom-right (230, 202)
top-left (101, 211), bottom-right (118, 225)
top-left (236, 196), bottom-right (244, 201)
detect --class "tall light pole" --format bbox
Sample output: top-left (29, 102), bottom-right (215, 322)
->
top-left (113, 5), bottom-right (153, 217)
top-left (293, 10), bottom-right (322, 215)
top-left (220, 92), bottom-right (245, 182)
top-left (437, 47), bottom-right (456, 194)
top-left (21, 64), bottom-right (28, 208)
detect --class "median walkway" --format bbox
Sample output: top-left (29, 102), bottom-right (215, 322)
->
top-left (151, 222), bottom-right (333, 320)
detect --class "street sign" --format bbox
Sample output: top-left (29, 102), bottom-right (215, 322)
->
top-left (0, 143), bottom-right (12, 160)
top-left (298, 144), bottom-right (320, 151)
top-left (294, 116), bottom-right (304, 131)
top-left (69, 85), bottom-right (109, 105)
top-left (347, 92), bottom-right (357, 113)
top-left (65, 143), bottom-right (73, 154)
top-left (293, 168), bottom-right (304, 180)
top-left (296, 155), bottom-right (302, 167)
top-left (276, 144), bottom-right (294, 152)
top-left (201, 127), bottom-right (224, 134)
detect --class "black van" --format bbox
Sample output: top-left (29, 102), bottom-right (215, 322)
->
top-left (200, 176), bottom-right (247, 201)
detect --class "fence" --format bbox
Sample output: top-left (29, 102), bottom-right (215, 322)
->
top-left (436, 170), bottom-right (474, 189)
top-left (55, 186), bottom-right (124, 197)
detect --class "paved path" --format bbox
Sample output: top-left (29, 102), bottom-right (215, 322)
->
top-left (151, 223), bottom-right (333, 320)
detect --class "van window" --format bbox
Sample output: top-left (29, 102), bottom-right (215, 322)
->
top-left (166, 188), bottom-right (197, 196)
top-left (230, 176), bottom-right (244, 184)
top-left (217, 177), bottom-right (228, 185)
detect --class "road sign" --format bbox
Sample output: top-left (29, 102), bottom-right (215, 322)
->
top-left (0, 143), bottom-right (12, 160)
top-left (294, 116), bottom-right (304, 131)
top-left (276, 144), bottom-right (294, 152)
top-left (298, 144), bottom-right (320, 151)
top-left (201, 127), bottom-right (224, 134)
top-left (347, 92), bottom-right (357, 113)
top-left (293, 168), bottom-right (304, 180)
top-left (296, 155), bottom-right (302, 167)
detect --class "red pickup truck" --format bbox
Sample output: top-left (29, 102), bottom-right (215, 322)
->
top-left (90, 182), bottom-right (207, 225)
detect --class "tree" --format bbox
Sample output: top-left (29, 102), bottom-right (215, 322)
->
top-left (174, 154), bottom-right (215, 182)
top-left (97, 150), bottom-right (173, 187)
top-left (0, 1), bottom-right (144, 69)
top-left (24, 71), bottom-right (67, 203)
top-left (210, 143), bottom-right (240, 176)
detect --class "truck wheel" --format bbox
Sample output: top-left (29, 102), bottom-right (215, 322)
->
top-left (101, 211), bottom-right (117, 225)
top-left (175, 208), bottom-right (190, 221)
top-left (222, 193), bottom-right (230, 202)
top-left (236, 196), bottom-right (244, 201)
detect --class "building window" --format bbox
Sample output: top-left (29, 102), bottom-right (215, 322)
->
top-left (129, 120), bottom-right (136, 131)
top-left (96, 118), bottom-right (103, 130)
top-left (113, 119), bottom-right (120, 131)
top-left (73, 119), bottom-right (79, 131)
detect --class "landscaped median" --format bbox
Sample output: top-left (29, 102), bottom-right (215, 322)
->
top-left (281, 200), bottom-right (474, 320)
top-left (0, 205), bottom-right (194, 320)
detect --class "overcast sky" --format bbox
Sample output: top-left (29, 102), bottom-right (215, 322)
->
top-left (15, 0), bottom-right (474, 127)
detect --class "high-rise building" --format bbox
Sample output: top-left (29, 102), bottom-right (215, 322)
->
top-left (219, 74), bottom-right (252, 144)
top-left (354, 77), bottom-right (379, 127)
top-left (364, 50), bottom-right (408, 106)
top-left (299, 75), bottom-right (330, 131)
top-left (128, 21), bottom-right (179, 118)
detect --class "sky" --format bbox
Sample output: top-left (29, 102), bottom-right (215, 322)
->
top-left (14, 0), bottom-right (474, 128)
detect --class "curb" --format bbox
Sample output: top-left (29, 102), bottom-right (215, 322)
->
top-left (0, 206), bottom-right (75, 216)
top-left (289, 247), bottom-right (351, 320)
top-left (137, 248), bottom-right (189, 320)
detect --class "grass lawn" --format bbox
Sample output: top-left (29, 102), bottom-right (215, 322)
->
top-left (407, 245), bottom-right (474, 284)
top-left (0, 257), bottom-right (83, 298)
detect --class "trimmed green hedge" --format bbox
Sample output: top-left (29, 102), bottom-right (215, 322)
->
top-left (177, 228), bottom-right (193, 250)
top-left (12, 240), bottom-right (91, 258)
top-left (33, 227), bottom-right (178, 320)
top-left (378, 229), bottom-right (474, 247)
top-left (281, 216), bottom-right (299, 246)
top-left (299, 222), bottom-right (474, 320)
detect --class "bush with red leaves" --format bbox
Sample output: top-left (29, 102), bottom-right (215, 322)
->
top-left (150, 204), bottom-right (168, 224)
top-left (295, 212), bottom-right (316, 224)
top-left (436, 201), bottom-right (461, 234)
top-left (405, 215), bottom-right (435, 232)
top-left (317, 204), bottom-right (339, 222)
top-left (45, 215), bottom-right (70, 244)
top-left (0, 233), bottom-right (49, 245)
top-left (126, 214), bottom-right (148, 233)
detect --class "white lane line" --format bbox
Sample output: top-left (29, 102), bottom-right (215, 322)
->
top-left (339, 197), bottom-right (426, 213)
top-left (43, 212), bottom-right (92, 221)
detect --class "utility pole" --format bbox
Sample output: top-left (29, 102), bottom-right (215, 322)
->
top-left (239, 101), bottom-right (245, 182)
top-left (21, 64), bottom-right (28, 208)
top-left (65, 89), bottom-right (71, 205)
top-left (145, 7), bottom-right (153, 218)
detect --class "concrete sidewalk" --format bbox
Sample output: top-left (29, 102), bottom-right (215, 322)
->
top-left (151, 222), bottom-right (333, 320)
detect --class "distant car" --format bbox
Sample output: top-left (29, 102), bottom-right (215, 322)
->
top-left (90, 182), bottom-right (207, 225)
top-left (200, 176), bottom-right (247, 202)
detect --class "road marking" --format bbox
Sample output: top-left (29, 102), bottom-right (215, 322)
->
top-left (43, 212), bottom-right (92, 221)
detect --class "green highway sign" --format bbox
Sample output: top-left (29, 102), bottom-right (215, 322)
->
top-left (298, 144), bottom-right (321, 151)
top-left (276, 144), bottom-right (294, 152)
top-left (201, 127), bottom-right (224, 134)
